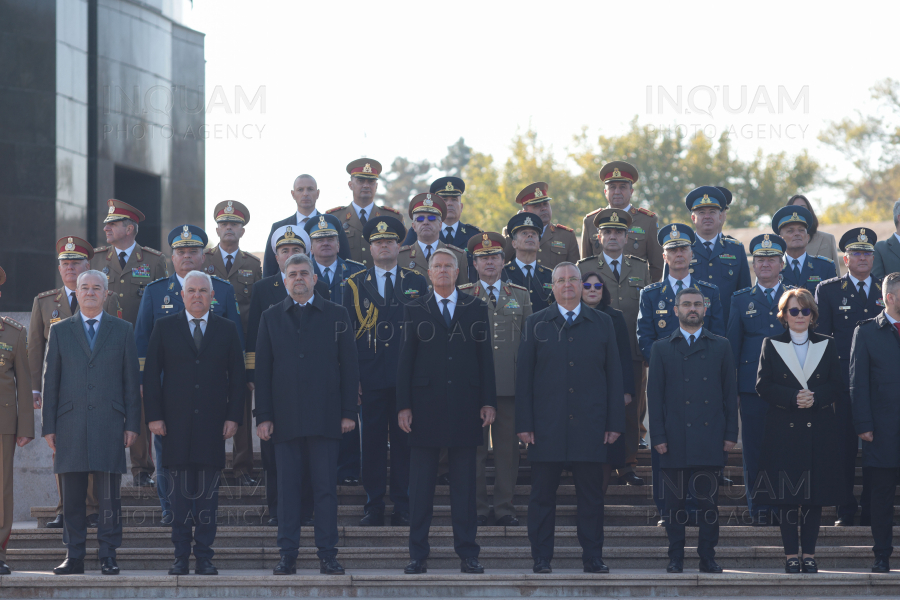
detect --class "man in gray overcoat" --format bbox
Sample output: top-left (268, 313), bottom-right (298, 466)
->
top-left (42, 270), bottom-right (141, 575)
top-left (647, 287), bottom-right (738, 575)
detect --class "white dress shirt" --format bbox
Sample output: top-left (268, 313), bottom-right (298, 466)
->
top-left (316, 260), bottom-right (337, 283)
top-left (352, 202), bottom-right (374, 221)
top-left (442, 222), bottom-right (459, 238)
top-left (220, 245), bottom-right (240, 266)
top-left (417, 239), bottom-right (439, 258)
top-left (848, 273), bottom-right (873, 297)
top-left (696, 233), bottom-right (720, 249)
top-left (785, 252), bottom-right (808, 271)
top-left (186, 310), bottom-right (209, 336)
top-left (515, 257), bottom-right (537, 273)
top-left (480, 279), bottom-right (502, 298)
top-left (80, 310), bottom-right (103, 327)
top-left (374, 265), bottom-right (398, 297)
top-left (668, 274), bottom-right (693, 291)
top-left (603, 252), bottom-right (624, 271)
top-left (558, 302), bottom-right (582, 321)
top-left (296, 209), bottom-right (319, 227)
top-left (433, 289), bottom-right (458, 319)
top-left (758, 281), bottom-right (781, 300)
top-left (113, 241), bottom-right (137, 265)
top-left (679, 327), bottom-right (700, 345)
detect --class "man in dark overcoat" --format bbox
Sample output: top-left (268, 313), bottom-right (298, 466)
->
top-left (143, 270), bottom-right (246, 575)
top-left (647, 287), bottom-right (738, 574)
top-left (254, 253), bottom-right (359, 576)
top-left (850, 271), bottom-right (900, 573)
top-left (516, 262), bottom-right (625, 574)
top-left (396, 248), bottom-right (497, 575)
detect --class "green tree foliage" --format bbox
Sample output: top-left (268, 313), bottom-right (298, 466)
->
top-left (376, 157), bottom-right (432, 212)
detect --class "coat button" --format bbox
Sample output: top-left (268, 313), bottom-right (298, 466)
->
top-left (195, 360), bottom-right (200, 364)
top-left (195, 384), bottom-right (200, 389)
top-left (494, 334), bottom-right (498, 338)
top-left (705, 400), bottom-right (709, 404)
top-left (569, 388), bottom-right (574, 393)
top-left (684, 357), bottom-right (688, 361)
top-left (704, 422), bottom-right (708, 426)
top-left (686, 401), bottom-right (690, 404)
top-left (384, 343), bottom-right (389, 347)
top-left (789, 423), bottom-right (794, 427)
top-left (448, 356), bottom-right (453, 360)
top-left (569, 337), bottom-right (574, 342)
top-left (120, 279), bottom-right (124, 284)
top-left (570, 415), bottom-right (574, 419)
top-left (569, 362), bottom-right (574, 366)
top-left (494, 346), bottom-right (499, 350)
top-left (88, 405), bottom-right (93, 410)
top-left (88, 364), bottom-right (93, 368)
top-left (88, 384), bottom-right (94, 390)
top-left (770, 324), bottom-right (775, 327)
top-left (807, 423), bottom-right (812, 427)
top-left (703, 377), bottom-right (707, 381)
top-left (684, 378), bottom-right (689, 382)
top-left (195, 409), bottom-right (199, 414)
top-left (298, 354), bottom-right (304, 358)
top-left (687, 423), bottom-right (691, 427)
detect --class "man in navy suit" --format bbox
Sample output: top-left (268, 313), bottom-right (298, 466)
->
top-left (772, 205), bottom-right (838, 294)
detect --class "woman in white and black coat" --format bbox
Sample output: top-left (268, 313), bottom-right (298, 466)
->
top-left (756, 288), bottom-right (847, 574)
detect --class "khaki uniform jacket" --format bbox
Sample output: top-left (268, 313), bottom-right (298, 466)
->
top-left (397, 241), bottom-right (469, 287)
top-left (577, 254), bottom-right (651, 361)
top-left (28, 288), bottom-right (120, 394)
top-left (91, 245), bottom-right (168, 325)
top-left (581, 206), bottom-right (664, 282)
top-left (0, 317), bottom-right (34, 437)
top-left (503, 223), bottom-right (580, 269)
top-left (326, 204), bottom-right (406, 267)
top-left (458, 281), bottom-right (532, 397)
top-left (203, 246), bottom-right (262, 334)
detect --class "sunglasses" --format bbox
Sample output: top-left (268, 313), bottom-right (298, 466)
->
top-left (414, 215), bottom-right (438, 222)
top-left (787, 307), bottom-right (812, 317)
top-left (582, 282), bottom-right (603, 290)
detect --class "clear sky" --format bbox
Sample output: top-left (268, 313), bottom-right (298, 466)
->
top-left (180, 0), bottom-right (900, 252)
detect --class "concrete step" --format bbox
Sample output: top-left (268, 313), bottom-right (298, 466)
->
top-left (1, 569), bottom-right (897, 599)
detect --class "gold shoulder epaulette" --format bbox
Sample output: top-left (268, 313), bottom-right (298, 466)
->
top-left (345, 259), bottom-right (365, 267)
top-left (37, 288), bottom-right (60, 299)
top-left (636, 207), bottom-right (656, 217)
top-left (458, 283), bottom-right (475, 290)
top-left (508, 283), bottom-right (528, 291)
top-left (626, 254), bottom-right (647, 263)
top-left (1, 316), bottom-right (23, 330)
top-left (380, 205), bottom-right (401, 214)
top-left (94, 245), bottom-right (109, 253)
top-left (585, 207), bottom-right (603, 218)
top-left (242, 251), bottom-right (261, 262)
top-left (326, 206), bottom-right (344, 214)
top-left (445, 244), bottom-right (465, 253)
top-left (399, 244), bottom-right (412, 251)
top-left (554, 223), bottom-right (573, 232)
top-left (348, 269), bottom-right (367, 278)
top-left (204, 246), bottom-right (216, 254)
top-left (141, 246), bottom-right (164, 256)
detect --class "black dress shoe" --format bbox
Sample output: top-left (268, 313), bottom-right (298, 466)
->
top-left (699, 558), bottom-right (723, 573)
top-left (273, 556), bottom-right (297, 575)
top-left (391, 511), bottom-right (410, 526)
top-left (872, 558), bottom-right (891, 573)
top-left (436, 473), bottom-right (451, 485)
top-left (86, 513), bottom-right (99, 528)
top-left (583, 557), bottom-right (609, 573)
top-left (834, 517), bottom-right (854, 526)
top-left (46, 514), bottom-right (64, 529)
top-left (0, 560), bottom-right (10, 575)
top-left (266, 516), bottom-right (278, 526)
top-left (404, 559), bottom-right (427, 574)
top-left (339, 477), bottom-right (359, 486)
top-left (320, 557), bottom-right (345, 575)
top-left (801, 557), bottom-right (817, 573)
top-left (495, 515), bottom-right (519, 526)
top-left (460, 557), bottom-right (484, 573)
top-left (237, 473), bottom-right (258, 487)
top-left (133, 472), bottom-right (155, 487)
top-left (785, 557), bottom-right (801, 573)
top-left (168, 557), bottom-right (189, 575)
top-left (53, 558), bottom-right (84, 575)
top-left (619, 472), bottom-right (645, 486)
top-left (666, 558), bottom-right (683, 573)
top-left (359, 510), bottom-right (384, 526)
top-left (100, 557), bottom-right (119, 575)
top-left (533, 558), bottom-right (552, 573)
top-left (300, 515), bottom-right (314, 527)
top-left (638, 437), bottom-right (649, 450)
top-left (717, 476), bottom-right (734, 487)
top-left (476, 515), bottom-right (487, 526)
top-left (195, 558), bottom-right (218, 575)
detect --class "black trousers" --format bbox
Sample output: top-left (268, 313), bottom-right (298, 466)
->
top-left (260, 438), bottom-right (313, 521)
top-left (528, 461), bottom-right (605, 563)
top-left (774, 505), bottom-right (822, 555)
top-left (275, 436), bottom-right (339, 560)
top-left (169, 466), bottom-right (220, 560)
top-left (360, 387), bottom-right (410, 514)
top-left (661, 468), bottom-right (719, 560)
top-left (337, 408), bottom-right (361, 481)
top-left (408, 445), bottom-right (479, 561)
top-left (836, 392), bottom-right (870, 521)
top-left (61, 471), bottom-right (122, 560)
top-left (869, 467), bottom-right (900, 559)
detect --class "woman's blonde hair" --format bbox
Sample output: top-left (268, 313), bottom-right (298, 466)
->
top-left (777, 287), bottom-right (818, 330)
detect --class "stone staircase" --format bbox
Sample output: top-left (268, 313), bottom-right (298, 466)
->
top-left (6, 448), bottom-right (899, 598)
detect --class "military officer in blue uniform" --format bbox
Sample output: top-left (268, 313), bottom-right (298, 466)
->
top-left (772, 205), bottom-right (838, 294)
top-left (815, 227), bottom-right (882, 526)
top-left (682, 186), bottom-right (751, 325)
top-left (638, 223), bottom-right (725, 518)
top-left (727, 233), bottom-right (794, 524)
top-left (344, 216), bottom-right (426, 527)
top-left (134, 224), bottom-right (244, 523)
top-left (502, 213), bottom-right (554, 311)
top-left (303, 214), bottom-right (366, 486)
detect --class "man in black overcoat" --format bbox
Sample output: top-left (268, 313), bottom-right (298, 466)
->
top-left (647, 287), bottom-right (738, 575)
top-left (515, 262), bottom-right (625, 574)
top-left (143, 270), bottom-right (246, 576)
top-left (850, 271), bottom-right (900, 573)
top-left (396, 248), bottom-right (497, 575)
top-left (254, 253), bottom-right (359, 576)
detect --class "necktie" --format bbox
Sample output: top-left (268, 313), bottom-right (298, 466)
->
top-left (359, 209), bottom-right (367, 225)
top-left (441, 298), bottom-right (452, 326)
top-left (425, 245), bottom-right (432, 261)
top-left (300, 217), bottom-right (309, 225)
top-left (566, 311), bottom-right (575, 327)
top-left (70, 291), bottom-right (78, 313)
top-left (86, 319), bottom-right (97, 341)
top-left (611, 259), bottom-right (620, 282)
top-left (792, 259), bottom-right (801, 279)
top-left (384, 271), bottom-right (393, 300)
top-left (858, 281), bottom-right (866, 298)
top-left (765, 288), bottom-right (774, 306)
top-left (524, 265), bottom-right (533, 289)
top-left (488, 285), bottom-right (497, 307)
top-left (225, 254), bottom-right (234, 275)
top-left (118, 251), bottom-right (127, 269)
top-left (894, 323), bottom-right (900, 339)
top-left (192, 318), bottom-right (203, 350)
top-left (323, 267), bottom-right (332, 285)
top-left (689, 333), bottom-right (695, 346)
top-left (675, 280), bottom-right (684, 292)
top-left (444, 227), bottom-right (453, 242)
top-left (704, 241), bottom-right (713, 254)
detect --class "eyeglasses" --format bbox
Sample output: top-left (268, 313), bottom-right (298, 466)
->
top-left (848, 251), bottom-right (873, 258)
top-left (787, 307), bottom-right (812, 316)
top-left (415, 215), bottom-right (438, 222)
top-left (582, 282), bottom-right (603, 290)
top-left (554, 277), bottom-right (582, 285)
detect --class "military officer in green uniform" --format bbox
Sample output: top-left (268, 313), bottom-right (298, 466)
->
top-left (397, 193), bottom-right (469, 287)
top-left (503, 182), bottom-right (579, 269)
top-left (91, 198), bottom-right (167, 488)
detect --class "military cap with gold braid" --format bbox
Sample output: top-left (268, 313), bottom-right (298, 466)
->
top-left (408, 192), bottom-right (446, 219)
top-left (431, 176), bottom-right (465, 197)
top-left (516, 182), bottom-right (552, 206)
top-left (467, 232), bottom-right (505, 257)
top-left (363, 216), bottom-right (406, 243)
top-left (507, 212), bottom-right (544, 238)
top-left (57, 236), bottom-right (94, 260)
top-left (749, 233), bottom-right (786, 257)
top-left (657, 223), bottom-right (695, 249)
top-left (214, 200), bottom-right (250, 224)
top-left (839, 228), bottom-right (877, 253)
top-left (599, 161), bottom-right (639, 184)
top-left (346, 158), bottom-right (382, 179)
top-left (771, 205), bottom-right (813, 234)
top-left (305, 214), bottom-right (341, 239)
top-left (168, 224), bottom-right (207, 249)
top-left (270, 225), bottom-right (309, 253)
top-left (592, 207), bottom-right (632, 230)
top-left (104, 198), bottom-right (146, 223)
top-left (685, 185), bottom-right (727, 212)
